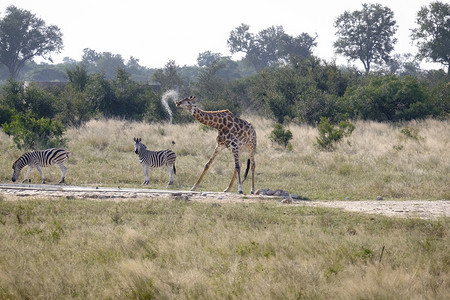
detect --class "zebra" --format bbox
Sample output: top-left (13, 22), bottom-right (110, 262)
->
top-left (133, 137), bottom-right (176, 185)
top-left (11, 148), bottom-right (69, 184)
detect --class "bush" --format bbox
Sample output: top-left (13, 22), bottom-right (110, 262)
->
top-left (2, 112), bottom-right (66, 150)
top-left (316, 117), bottom-right (354, 151)
top-left (269, 123), bottom-right (293, 149)
top-left (400, 126), bottom-right (423, 141)
top-left (0, 105), bottom-right (14, 125)
top-left (342, 75), bottom-right (432, 122)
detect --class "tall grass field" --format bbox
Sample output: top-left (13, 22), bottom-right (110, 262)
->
top-left (1, 117), bottom-right (449, 199)
top-left (0, 118), bottom-right (449, 299)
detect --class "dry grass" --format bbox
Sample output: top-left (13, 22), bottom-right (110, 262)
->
top-left (0, 198), bottom-right (448, 299)
top-left (1, 117), bottom-right (449, 199)
top-left (0, 118), bottom-right (449, 299)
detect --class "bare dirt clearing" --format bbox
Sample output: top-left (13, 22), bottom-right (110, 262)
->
top-left (0, 183), bottom-right (448, 220)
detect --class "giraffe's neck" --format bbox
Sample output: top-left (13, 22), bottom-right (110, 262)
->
top-left (191, 107), bottom-right (231, 130)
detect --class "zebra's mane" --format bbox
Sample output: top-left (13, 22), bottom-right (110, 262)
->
top-left (12, 152), bottom-right (32, 169)
top-left (138, 142), bottom-right (148, 153)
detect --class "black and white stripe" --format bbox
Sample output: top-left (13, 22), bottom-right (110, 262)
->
top-left (134, 137), bottom-right (176, 185)
top-left (12, 148), bottom-right (69, 184)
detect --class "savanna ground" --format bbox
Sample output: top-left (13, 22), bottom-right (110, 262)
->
top-left (0, 117), bottom-right (449, 298)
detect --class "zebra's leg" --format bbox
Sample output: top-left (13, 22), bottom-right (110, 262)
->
top-left (143, 165), bottom-right (149, 185)
top-left (59, 164), bottom-right (67, 184)
top-left (191, 144), bottom-right (223, 191)
top-left (22, 166), bottom-right (33, 183)
top-left (35, 165), bottom-right (45, 184)
top-left (167, 164), bottom-right (174, 185)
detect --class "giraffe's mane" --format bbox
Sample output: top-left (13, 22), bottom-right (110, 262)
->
top-left (198, 108), bottom-right (234, 115)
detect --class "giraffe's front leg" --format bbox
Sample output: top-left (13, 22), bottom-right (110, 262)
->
top-left (192, 145), bottom-right (223, 191)
top-left (223, 169), bottom-right (237, 193)
top-left (224, 158), bottom-right (242, 193)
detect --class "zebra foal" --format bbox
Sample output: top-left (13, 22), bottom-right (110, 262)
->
top-left (134, 137), bottom-right (176, 185)
top-left (12, 148), bottom-right (69, 184)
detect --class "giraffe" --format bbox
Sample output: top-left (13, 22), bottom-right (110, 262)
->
top-left (176, 96), bottom-right (257, 194)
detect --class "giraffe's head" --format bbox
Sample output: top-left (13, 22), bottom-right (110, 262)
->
top-left (175, 96), bottom-right (196, 111)
top-left (133, 137), bottom-right (146, 154)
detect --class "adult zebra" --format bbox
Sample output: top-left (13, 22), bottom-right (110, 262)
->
top-left (134, 137), bottom-right (176, 185)
top-left (12, 148), bottom-right (69, 184)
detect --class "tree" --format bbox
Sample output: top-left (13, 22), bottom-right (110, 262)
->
top-left (333, 3), bottom-right (397, 73)
top-left (278, 32), bottom-right (318, 63)
top-left (0, 6), bottom-right (63, 79)
top-left (66, 64), bottom-right (89, 92)
top-left (197, 51), bottom-right (222, 67)
top-left (152, 60), bottom-right (183, 91)
top-left (227, 24), bottom-right (316, 71)
top-left (81, 48), bottom-right (126, 79)
top-left (411, 1), bottom-right (450, 74)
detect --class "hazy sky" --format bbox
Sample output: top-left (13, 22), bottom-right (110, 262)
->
top-left (0, 0), bottom-right (441, 69)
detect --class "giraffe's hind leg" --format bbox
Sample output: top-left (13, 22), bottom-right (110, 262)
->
top-left (250, 151), bottom-right (256, 194)
top-left (230, 149), bottom-right (243, 194)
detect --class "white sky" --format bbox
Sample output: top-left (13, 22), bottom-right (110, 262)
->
top-left (0, 0), bottom-right (442, 70)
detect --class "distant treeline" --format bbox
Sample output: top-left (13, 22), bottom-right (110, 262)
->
top-left (0, 55), bottom-right (449, 148)
top-left (1, 54), bottom-right (448, 125)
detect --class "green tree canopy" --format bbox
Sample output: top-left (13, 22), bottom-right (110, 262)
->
top-left (197, 51), bottom-right (222, 67)
top-left (152, 60), bottom-right (183, 92)
top-left (0, 5), bottom-right (63, 79)
top-left (227, 24), bottom-right (316, 72)
top-left (411, 1), bottom-right (450, 74)
top-left (333, 3), bottom-right (397, 73)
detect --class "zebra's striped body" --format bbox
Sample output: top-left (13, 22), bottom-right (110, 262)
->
top-left (12, 148), bottom-right (69, 184)
top-left (134, 137), bottom-right (176, 185)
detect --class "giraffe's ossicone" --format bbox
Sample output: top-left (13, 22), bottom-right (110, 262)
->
top-left (176, 96), bottom-right (256, 194)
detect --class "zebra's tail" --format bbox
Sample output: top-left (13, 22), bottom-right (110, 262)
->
top-left (242, 159), bottom-right (250, 183)
top-left (173, 164), bottom-right (176, 175)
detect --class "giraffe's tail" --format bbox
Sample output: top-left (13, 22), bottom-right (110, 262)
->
top-left (242, 159), bottom-right (250, 183)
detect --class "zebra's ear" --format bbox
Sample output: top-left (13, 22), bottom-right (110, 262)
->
top-left (133, 137), bottom-right (137, 142)
top-left (138, 138), bottom-right (141, 143)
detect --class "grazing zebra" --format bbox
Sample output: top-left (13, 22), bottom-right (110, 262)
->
top-left (12, 148), bottom-right (69, 184)
top-left (133, 137), bottom-right (176, 185)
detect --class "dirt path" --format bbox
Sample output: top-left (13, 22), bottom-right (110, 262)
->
top-left (0, 183), bottom-right (448, 220)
